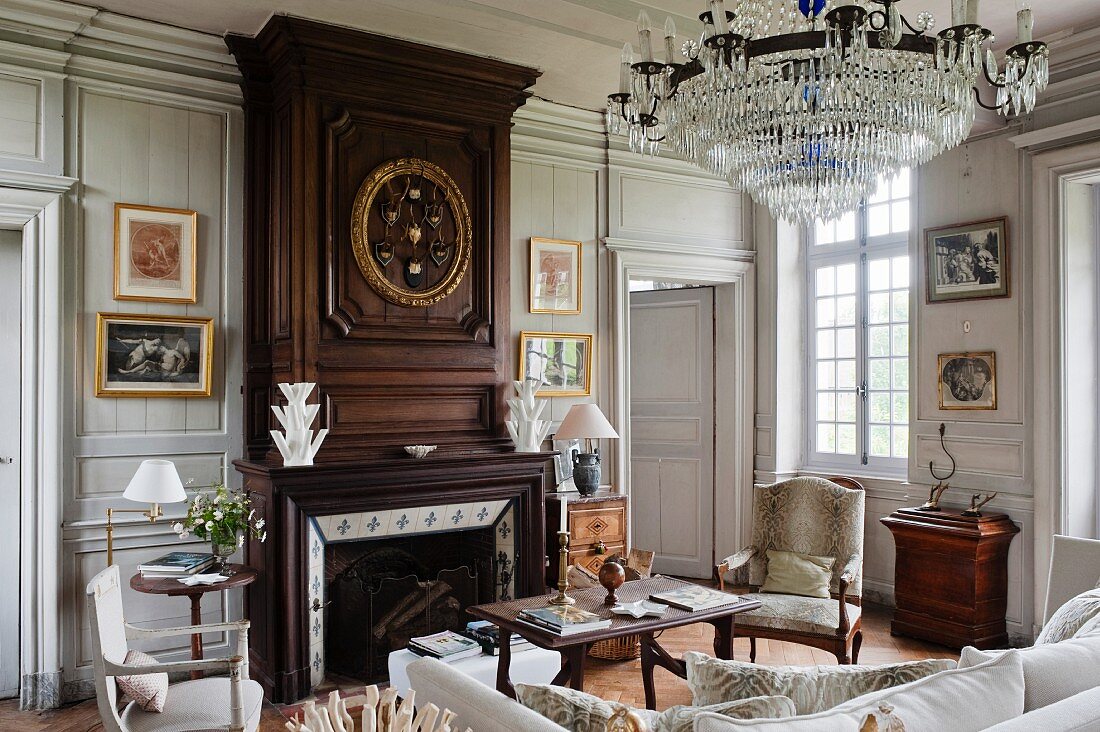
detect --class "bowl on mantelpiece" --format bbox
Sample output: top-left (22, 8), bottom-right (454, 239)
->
top-left (404, 445), bottom-right (437, 459)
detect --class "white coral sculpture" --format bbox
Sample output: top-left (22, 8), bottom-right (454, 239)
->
top-left (505, 378), bottom-right (552, 453)
top-left (284, 687), bottom-right (471, 732)
top-left (270, 382), bottom-right (329, 466)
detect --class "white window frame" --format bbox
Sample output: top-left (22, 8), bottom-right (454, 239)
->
top-left (804, 172), bottom-right (913, 478)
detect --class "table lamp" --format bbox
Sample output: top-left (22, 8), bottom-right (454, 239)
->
top-left (106, 459), bottom-right (186, 566)
top-left (555, 403), bottom-right (619, 496)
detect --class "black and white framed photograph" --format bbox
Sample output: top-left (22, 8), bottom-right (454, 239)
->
top-left (95, 312), bottom-right (214, 397)
top-left (925, 217), bottom-right (1008, 303)
top-left (938, 352), bottom-right (996, 410)
top-left (552, 437), bottom-right (582, 489)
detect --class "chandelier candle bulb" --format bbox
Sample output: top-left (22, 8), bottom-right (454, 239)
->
top-left (1017, 7), bottom-right (1033, 43)
top-left (965, 0), bottom-right (980, 26)
top-left (709, 0), bottom-right (730, 35)
top-left (951, 0), bottom-right (966, 27)
top-left (664, 17), bottom-right (677, 65)
top-left (637, 10), bottom-right (653, 62)
top-left (619, 42), bottom-right (633, 93)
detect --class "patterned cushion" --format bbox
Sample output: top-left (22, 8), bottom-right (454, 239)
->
top-left (115, 649), bottom-right (168, 713)
top-left (734, 593), bottom-right (862, 636)
top-left (760, 551), bottom-right (835, 599)
top-left (685, 651), bottom-right (957, 714)
top-left (514, 682), bottom-right (795, 732)
top-left (1035, 589), bottom-right (1100, 644)
top-left (749, 479), bottom-right (865, 597)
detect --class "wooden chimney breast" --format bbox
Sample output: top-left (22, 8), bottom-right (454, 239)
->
top-left (228, 18), bottom-right (540, 462)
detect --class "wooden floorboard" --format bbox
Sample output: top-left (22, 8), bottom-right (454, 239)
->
top-left (0, 602), bottom-right (957, 730)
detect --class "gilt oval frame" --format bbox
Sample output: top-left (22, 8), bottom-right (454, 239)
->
top-left (350, 157), bottom-right (473, 308)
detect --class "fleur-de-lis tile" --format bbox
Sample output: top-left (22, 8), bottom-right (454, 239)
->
top-left (498, 521), bottom-right (511, 540)
top-left (424, 511), bottom-right (438, 527)
top-left (312, 576), bottom-right (321, 595)
top-left (477, 507), bottom-right (490, 522)
top-left (313, 652), bottom-right (322, 671)
top-left (337, 518), bottom-right (351, 536)
top-left (451, 509), bottom-right (464, 525)
top-left (365, 516), bottom-right (381, 533)
top-left (396, 513), bottom-right (410, 530)
top-left (311, 539), bottom-right (321, 559)
top-left (313, 618), bottom-right (321, 638)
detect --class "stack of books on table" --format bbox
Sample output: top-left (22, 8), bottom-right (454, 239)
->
top-left (138, 552), bottom-right (215, 578)
top-left (463, 620), bottom-right (535, 655)
top-left (407, 630), bottom-right (484, 663)
top-left (649, 585), bottom-right (746, 612)
top-left (516, 605), bottom-right (612, 636)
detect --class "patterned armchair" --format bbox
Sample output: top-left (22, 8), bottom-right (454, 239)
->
top-left (714, 477), bottom-right (865, 664)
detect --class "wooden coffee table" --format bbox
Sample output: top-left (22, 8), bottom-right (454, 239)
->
top-left (467, 576), bottom-right (761, 710)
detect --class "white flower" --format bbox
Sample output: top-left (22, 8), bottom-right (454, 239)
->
top-left (180, 530), bottom-right (190, 539)
top-left (255, 519), bottom-right (265, 529)
top-left (212, 492), bottom-right (222, 504)
top-left (205, 520), bottom-right (214, 530)
top-left (172, 522), bottom-right (183, 534)
top-left (260, 530), bottom-right (267, 543)
top-left (213, 510), bottom-right (224, 521)
top-left (238, 535), bottom-right (245, 547)
top-left (248, 509), bottom-right (255, 521)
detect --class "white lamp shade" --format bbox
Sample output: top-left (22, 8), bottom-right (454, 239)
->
top-left (555, 403), bottom-right (620, 440)
top-left (123, 459), bottom-right (186, 504)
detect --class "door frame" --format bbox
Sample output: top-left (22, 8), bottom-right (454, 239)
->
top-left (0, 169), bottom-right (75, 707)
top-left (604, 236), bottom-right (755, 566)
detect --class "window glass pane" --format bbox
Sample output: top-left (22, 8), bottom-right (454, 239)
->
top-left (836, 360), bottom-right (856, 389)
top-left (868, 203), bottom-right (890, 237)
top-left (816, 298), bottom-right (835, 328)
top-left (892, 171), bottom-right (910, 199)
top-left (869, 393), bottom-right (891, 423)
top-left (836, 212), bottom-right (856, 242)
top-left (816, 266), bottom-right (835, 296)
top-left (817, 361), bottom-right (836, 389)
top-left (816, 330), bottom-right (835, 359)
top-left (837, 393), bottom-right (857, 422)
top-left (836, 295), bottom-right (856, 326)
top-left (891, 291), bottom-right (909, 322)
top-left (868, 259), bottom-right (891, 291)
top-left (869, 174), bottom-right (891, 204)
top-left (836, 264), bottom-right (857, 294)
top-left (892, 426), bottom-right (909, 459)
top-left (892, 257), bottom-right (909, 288)
top-left (868, 293), bottom-right (890, 324)
top-left (818, 392), bottom-right (836, 421)
top-left (817, 423), bottom-right (836, 453)
top-left (892, 393), bottom-right (909, 423)
top-left (868, 325), bottom-right (890, 357)
top-left (891, 201), bottom-right (910, 234)
top-left (837, 424), bottom-right (857, 455)
top-left (892, 324), bottom-right (909, 356)
top-left (869, 359), bottom-right (890, 389)
top-left (815, 220), bottom-right (833, 246)
top-left (892, 358), bottom-right (909, 389)
top-left (869, 425), bottom-right (891, 457)
top-left (836, 328), bottom-right (856, 358)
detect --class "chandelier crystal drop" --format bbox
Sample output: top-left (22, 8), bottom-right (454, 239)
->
top-left (607, 0), bottom-right (1049, 224)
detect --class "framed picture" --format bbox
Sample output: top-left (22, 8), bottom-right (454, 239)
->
top-left (95, 313), bottom-right (214, 397)
top-left (925, 217), bottom-right (1008, 303)
top-left (519, 331), bottom-right (593, 397)
top-left (529, 237), bottom-right (581, 314)
top-left (552, 437), bottom-right (582, 489)
top-left (938, 352), bottom-right (996, 410)
top-left (114, 203), bottom-right (198, 303)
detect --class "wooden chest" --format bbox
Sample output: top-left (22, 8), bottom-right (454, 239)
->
top-left (881, 506), bottom-right (1019, 650)
top-left (546, 491), bottom-right (628, 587)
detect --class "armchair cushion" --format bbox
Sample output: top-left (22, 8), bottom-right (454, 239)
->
top-left (515, 683), bottom-right (795, 732)
top-left (1035, 589), bottom-right (1100, 645)
top-left (733, 593), bottom-right (863, 636)
top-left (119, 677), bottom-right (264, 732)
top-left (115, 649), bottom-right (168, 713)
top-left (685, 651), bottom-right (955, 714)
top-left (760, 551), bottom-right (834, 599)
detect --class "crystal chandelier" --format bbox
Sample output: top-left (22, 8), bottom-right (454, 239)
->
top-left (606, 0), bottom-right (1048, 224)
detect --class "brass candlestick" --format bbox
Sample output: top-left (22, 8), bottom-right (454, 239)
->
top-left (549, 531), bottom-right (576, 606)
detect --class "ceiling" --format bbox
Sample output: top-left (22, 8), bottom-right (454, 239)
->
top-left (94, 0), bottom-right (1100, 111)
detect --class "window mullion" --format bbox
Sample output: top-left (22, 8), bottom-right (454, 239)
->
top-left (858, 201), bottom-right (870, 467)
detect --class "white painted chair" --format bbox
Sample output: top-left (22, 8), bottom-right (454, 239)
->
top-left (86, 565), bottom-right (264, 732)
top-left (1044, 535), bottom-right (1100, 626)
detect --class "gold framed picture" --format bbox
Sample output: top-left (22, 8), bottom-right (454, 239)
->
top-left (114, 202), bottom-right (198, 303)
top-left (529, 237), bottom-right (581, 314)
top-left (937, 352), bottom-right (996, 410)
top-left (519, 331), bottom-right (593, 397)
top-left (95, 313), bottom-right (214, 398)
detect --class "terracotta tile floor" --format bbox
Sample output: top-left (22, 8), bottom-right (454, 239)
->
top-left (0, 601), bottom-right (957, 730)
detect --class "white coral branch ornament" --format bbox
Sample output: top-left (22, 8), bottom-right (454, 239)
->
top-left (505, 378), bottom-right (552, 453)
top-left (284, 687), bottom-right (471, 732)
top-left (270, 382), bottom-right (329, 466)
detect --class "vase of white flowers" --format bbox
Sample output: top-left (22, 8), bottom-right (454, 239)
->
top-left (174, 481), bottom-right (267, 574)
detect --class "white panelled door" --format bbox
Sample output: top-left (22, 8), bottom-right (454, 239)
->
top-left (0, 229), bottom-right (20, 699)
top-left (629, 287), bottom-right (715, 578)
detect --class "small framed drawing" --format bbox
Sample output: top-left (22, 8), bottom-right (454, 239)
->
top-left (925, 217), bottom-right (1008, 303)
top-left (938, 352), bottom-right (996, 410)
top-left (530, 237), bottom-right (581, 314)
top-left (115, 203), bottom-right (198, 303)
top-left (519, 331), bottom-right (593, 397)
top-left (95, 313), bottom-right (214, 397)
top-left (553, 437), bottom-right (582, 490)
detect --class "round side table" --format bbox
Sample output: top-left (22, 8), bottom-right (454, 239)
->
top-left (130, 564), bottom-right (258, 679)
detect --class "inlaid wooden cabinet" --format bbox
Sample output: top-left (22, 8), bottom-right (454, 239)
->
top-left (546, 491), bottom-right (628, 587)
top-left (881, 506), bottom-right (1019, 649)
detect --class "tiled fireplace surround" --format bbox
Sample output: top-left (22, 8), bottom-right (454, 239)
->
top-left (305, 498), bottom-right (518, 688)
top-left (235, 452), bottom-right (552, 703)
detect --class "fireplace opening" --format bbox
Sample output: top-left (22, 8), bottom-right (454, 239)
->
top-left (323, 528), bottom-right (501, 682)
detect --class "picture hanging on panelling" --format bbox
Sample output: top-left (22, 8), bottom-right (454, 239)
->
top-left (925, 218), bottom-right (1008, 303)
top-left (350, 157), bottom-right (472, 307)
top-left (95, 312), bottom-right (213, 397)
top-left (530, 237), bottom-right (581, 314)
top-left (937, 352), bottom-right (996, 410)
top-left (114, 203), bottom-right (198, 303)
top-left (519, 331), bottom-right (593, 397)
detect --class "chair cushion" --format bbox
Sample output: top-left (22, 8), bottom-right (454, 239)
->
top-left (760, 551), bottom-right (835, 599)
top-left (734, 593), bottom-right (862, 636)
top-left (515, 682), bottom-right (795, 732)
top-left (120, 677), bottom-right (264, 732)
top-left (684, 651), bottom-right (956, 714)
top-left (115, 649), bottom-right (168, 713)
top-left (1036, 589), bottom-right (1100, 645)
top-left (958, 633), bottom-right (1100, 712)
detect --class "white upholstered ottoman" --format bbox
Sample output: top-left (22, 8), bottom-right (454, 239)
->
top-left (387, 646), bottom-right (559, 698)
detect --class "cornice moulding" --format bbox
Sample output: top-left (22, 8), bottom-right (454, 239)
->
top-left (0, 169), bottom-right (77, 193)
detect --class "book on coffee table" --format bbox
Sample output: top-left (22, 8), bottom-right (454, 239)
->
top-left (648, 585), bottom-right (746, 612)
top-left (464, 620), bottom-right (535, 655)
top-left (517, 605), bottom-right (612, 635)
top-left (138, 551), bottom-right (215, 576)
top-left (407, 630), bottom-right (484, 661)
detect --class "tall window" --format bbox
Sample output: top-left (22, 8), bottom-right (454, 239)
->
top-left (808, 171), bottom-right (911, 475)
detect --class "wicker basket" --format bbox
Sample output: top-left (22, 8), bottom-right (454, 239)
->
top-left (589, 634), bottom-right (641, 661)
